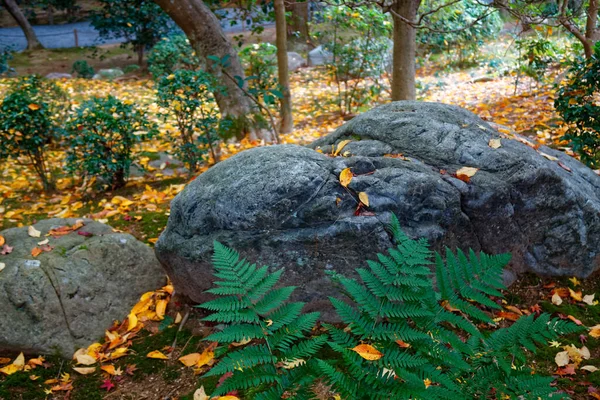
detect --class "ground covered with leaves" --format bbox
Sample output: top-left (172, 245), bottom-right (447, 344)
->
top-left (1, 35), bottom-right (599, 399)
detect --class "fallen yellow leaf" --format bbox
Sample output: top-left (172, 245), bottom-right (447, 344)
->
top-left (147, 350), bottom-right (169, 359)
top-left (179, 353), bottom-right (201, 367)
top-left (568, 288), bottom-right (582, 302)
top-left (155, 299), bottom-right (168, 320)
top-left (351, 344), bottom-right (383, 361)
top-left (358, 192), bottom-right (369, 207)
top-left (339, 168), bottom-right (353, 188)
top-left (127, 312), bottom-right (138, 331)
top-left (333, 139), bottom-right (352, 156)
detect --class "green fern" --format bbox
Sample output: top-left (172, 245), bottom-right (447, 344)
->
top-left (197, 241), bottom-right (325, 398)
top-left (317, 215), bottom-right (583, 399)
top-left (199, 218), bottom-right (582, 399)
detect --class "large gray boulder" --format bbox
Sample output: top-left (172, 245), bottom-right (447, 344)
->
top-left (155, 101), bottom-right (600, 316)
top-left (0, 218), bottom-right (165, 356)
top-left (308, 45), bottom-right (333, 66)
top-left (288, 52), bottom-right (307, 72)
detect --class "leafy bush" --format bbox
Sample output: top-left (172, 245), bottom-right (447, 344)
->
top-left (312, 5), bottom-right (392, 116)
top-left (239, 43), bottom-right (278, 107)
top-left (417, 1), bottom-right (502, 66)
top-left (156, 70), bottom-right (225, 174)
top-left (71, 60), bottom-right (95, 78)
top-left (199, 215), bottom-right (582, 399)
top-left (515, 35), bottom-right (560, 83)
top-left (148, 35), bottom-right (199, 78)
top-left (65, 95), bottom-right (158, 189)
top-left (0, 76), bottom-right (64, 192)
top-left (555, 44), bottom-right (600, 168)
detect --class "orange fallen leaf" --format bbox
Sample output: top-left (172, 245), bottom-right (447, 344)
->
top-left (567, 315), bottom-right (582, 325)
top-left (179, 353), bottom-right (201, 367)
top-left (147, 350), bottom-right (169, 359)
top-left (496, 311), bottom-right (520, 322)
top-left (339, 168), bottom-right (353, 188)
top-left (28, 103), bottom-right (40, 110)
top-left (589, 325), bottom-right (600, 338)
top-left (0, 235), bottom-right (4, 247)
top-left (455, 166), bottom-right (479, 183)
top-left (395, 340), bottom-right (410, 348)
top-left (351, 344), bottom-right (383, 361)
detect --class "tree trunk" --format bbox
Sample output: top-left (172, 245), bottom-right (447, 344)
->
top-left (2, 0), bottom-right (44, 50)
top-left (154, 0), bottom-right (275, 141)
top-left (286, 0), bottom-right (309, 42)
top-left (391, 0), bottom-right (420, 101)
top-left (275, 0), bottom-right (293, 133)
top-left (136, 44), bottom-right (144, 67)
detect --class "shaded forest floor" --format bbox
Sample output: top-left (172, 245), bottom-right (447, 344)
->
top-left (2, 36), bottom-right (600, 399)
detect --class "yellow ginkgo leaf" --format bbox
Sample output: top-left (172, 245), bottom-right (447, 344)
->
top-left (339, 168), bottom-right (353, 187)
top-left (155, 299), bottom-right (168, 320)
top-left (358, 192), bottom-right (369, 207)
top-left (127, 312), bottom-right (138, 331)
top-left (333, 139), bottom-right (351, 156)
top-left (147, 350), bottom-right (169, 359)
top-left (351, 344), bottom-right (383, 361)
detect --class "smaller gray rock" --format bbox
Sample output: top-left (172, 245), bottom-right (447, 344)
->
top-left (148, 152), bottom-right (184, 169)
top-left (0, 218), bottom-right (165, 357)
top-left (93, 68), bottom-right (124, 80)
top-left (45, 72), bottom-right (72, 79)
top-left (308, 45), bottom-right (333, 66)
top-left (288, 52), bottom-right (306, 71)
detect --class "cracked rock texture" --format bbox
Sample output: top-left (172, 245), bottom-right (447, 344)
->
top-left (0, 218), bottom-right (165, 356)
top-left (156, 101), bottom-right (600, 318)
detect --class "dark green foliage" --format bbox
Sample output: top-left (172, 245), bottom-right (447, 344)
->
top-left (65, 95), bottom-right (158, 189)
top-left (515, 35), bottom-right (560, 83)
top-left (312, 5), bottom-right (391, 116)
top-left (555, 43), bottom-right (600, 168)
top-left (417, 1), bottom-right (502, 65)
top-left (156, 70), bottom-right (226, 173)
top-left (148, 35), bottom-right (199, 79)
top-left (71, 60), bottom-right (95, 78)
top-left (0, 75), bottom-right (66, 192)
top-left (239, 43), bottom-right (279, 108)
top-left (198, 242), bottom-right (326, 398)
top-left (202, 215), bottom-right (583, 399)
top-left (318, 215), bottom-right (582, 399)
top-left (90, 0), bottom-right (172, 63)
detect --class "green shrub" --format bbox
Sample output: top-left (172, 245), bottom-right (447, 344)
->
top-left (312, 5), bottom-right (392, 116)
top-left (156, 69), bottom-right (225, 173)
top-left (555, 44), bottom-right (600, 168)
top-left (515, 35), bottom-right (560, 84)
top-left (0, 76), bottom-right (66, 192)
top-left (148, 35), bottom-right (199, 79)
top-left (65, 95), bottom-right (158, 189)
top-left (199, 215), bottom-right (582, 399)
top-left (239, 43), bottom-right (278, 107)
top-left (71, 60), bottom-right (95, 78)
top-left (417, 1), bottom-right (502, 66)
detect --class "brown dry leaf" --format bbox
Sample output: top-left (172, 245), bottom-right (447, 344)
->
top-left (504, 305), bottom-right (523, 315)
top-left (31, 247), bottom-right (43, 257)
top-left (73, 367), bottom-right (96, 375)
top-left (583, 294), bottom-right (596, 305)
top-left (555, 351), bottom-right (569, 367)
top-left (496, 311), bottom-right (520, 322)
top-left (75, 354), bottom-right (96, 366)
top-left (455, 167), bottom-right (479, 183)
top-left (351, 344), bottom-right (383, 361)
top-left (147, 350), bottom-right (169, 359)
top-left (27, 226), bottom-right (41, 238)
top-left (551, 293), bottom-right (563, 306)
top-left (339, 168), bottom-right (353, 188)
top-left (488, 138), bottom-right (502, 149)
top-left (193, 387), bottom-right (209, 400)
top-left (358, 192), bottom-right (369, 207)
